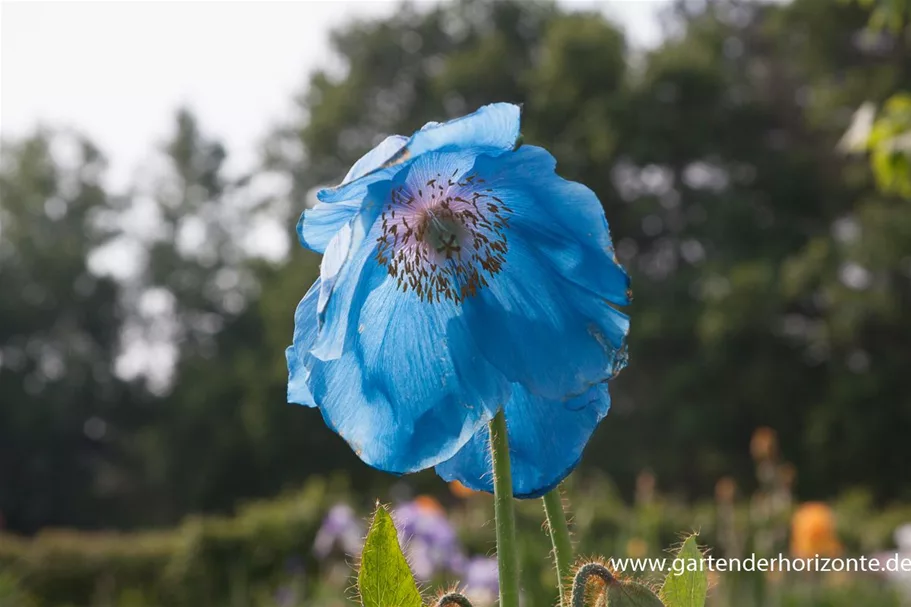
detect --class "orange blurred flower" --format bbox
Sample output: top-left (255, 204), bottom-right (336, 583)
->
top-left (750, 427), bottom-right (778, 462)
top-left (449, 480), bottom-right (478, 499)
top-left (413, 495), bottom-right (446, 514)
top-left (626, 537), bottom-right (648, 559)
top-left (790, 502), bottom-right (843, 558)
top-left (715, 477), bottom-right (736, 504)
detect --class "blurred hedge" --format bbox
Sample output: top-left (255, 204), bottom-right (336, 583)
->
top-left (0, 478), bottom-right (347, 607)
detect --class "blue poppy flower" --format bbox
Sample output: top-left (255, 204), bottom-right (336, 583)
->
top-left (287, 103), bottom-right (630, 498)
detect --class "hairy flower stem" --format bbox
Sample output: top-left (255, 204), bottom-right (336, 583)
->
top-left (542, 487), bottom-right (573, 606)
top-left (571, 563), bottom-right (615, 607)
top-left (489, 409), bottom-right (520, 607)
top-left (436, 593), bottom-right (474, 607)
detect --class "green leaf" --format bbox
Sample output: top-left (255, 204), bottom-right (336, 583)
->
top-left (660, 535), bottom-right (707, 607)
top-left (605, 580), bottom-right (665, 606)
top-left (358, 505), bottom-right (422, 607)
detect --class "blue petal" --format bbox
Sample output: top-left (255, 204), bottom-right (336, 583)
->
top-left (311, 188), bottom-right (385, 361)
top-left (306, 259), bottom-right (511, 474)
top-left (287, 278), bottom-right (321, 408)
top-left (311, 150), bottom-right (479, 362)
top-left (469, 145), bottom-right (630, 305)
top-left (463, 233), bottom-right (629, 401)
top-left (454, 145), bottom-right (629, 400)
top-left (297, 135), bottom-right (407, 254)
top-left (297, 199), bottom-right (361, 254)
top-left (343, 135), bottom-right (408, 183)
top-left (397, 102), bottom-right (520, 159)
top-left (435, 384), bottom-right (612, 498)
top-left (298, 153), bottom-right (514, 473)
top-left (315, 103), bottom-right (520, 205)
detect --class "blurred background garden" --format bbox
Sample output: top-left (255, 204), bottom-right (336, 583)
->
top-left (2, 0), bottom-right (911, 605)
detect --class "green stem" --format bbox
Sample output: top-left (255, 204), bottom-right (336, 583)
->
top-left (542, 487), bottom-right (574, 606)
top-left (489, 409), bottom-right (520, 607)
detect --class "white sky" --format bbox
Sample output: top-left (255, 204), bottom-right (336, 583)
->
top-left (1, 1), bottom-right (667, 191)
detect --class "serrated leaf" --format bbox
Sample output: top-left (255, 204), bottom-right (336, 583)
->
top-left (660, 535), bottom-right (707, 607)
top-left (358, 505), bottom-right (422, 607)
top-left (605, 579), bottom-right (665, 606)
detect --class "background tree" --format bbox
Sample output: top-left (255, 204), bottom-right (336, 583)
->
top-left (0, 132), bottom-right (129, 532)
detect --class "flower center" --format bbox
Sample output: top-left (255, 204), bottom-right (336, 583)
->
top-left (375, 171), bottom-right (511, 303)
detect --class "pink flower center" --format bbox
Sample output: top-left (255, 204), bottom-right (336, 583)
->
top-left (375, 171), bottom-right (511, 303)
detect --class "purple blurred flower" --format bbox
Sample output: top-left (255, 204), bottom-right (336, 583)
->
top-left (449, 551), bottom-right (469, 575)
top-left (463, 556), bottom-right (499, 605)
top-left (274, 585), bottom-right (297, 607)
top-left (393, 496), bottom-right (464, 580)
top-left (313, 504), bottom-right (364, 559)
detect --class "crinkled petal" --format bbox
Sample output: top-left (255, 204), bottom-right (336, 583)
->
top-left (297, 199), bottom-right (361, 254)
top-left (436, 384), bottom-right (612, 498)
top-left (299, 153), bottom-right (513, 472)
top-left (470, 145), bottom-right (630, 305)
top-left (311, 191), bottom-right (383, 361)
top-left (312, 150), bottom-right (479, 361)
top-left (398, 102), bottom-right (520, 159)
top-left (343, 135), bottom-right (409, 184)
top-left (297, 135), bottom-right (408, 254)
top-left (315, 103), bottom-right (521, 205)
top-left (453, 145), bottom-right (629, 399)
top-left (287, 278), bottom-right (321, 407)
top-left (306, 257), bottom-right (511, 474)
top-left (463, 233), bottom-right (629, 401)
